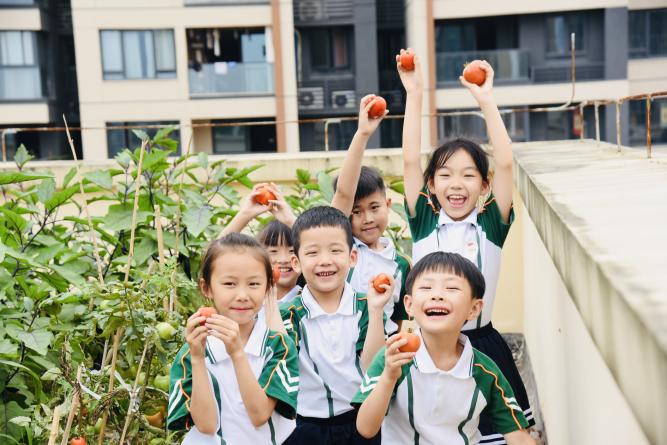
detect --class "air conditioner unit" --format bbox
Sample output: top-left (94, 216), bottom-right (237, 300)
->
top-left (298, 0), bottom-right (324, 21)
top-left (331, 90), bottom-right (356, 109)
top-left (298, 87), bottom-right (324, 110)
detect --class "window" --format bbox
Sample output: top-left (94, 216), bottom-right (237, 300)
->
top-left (212, 119), bottom-right (276, 154)
top-left (629, 99), bottom-right (667, 146)
top-left (100, 30), bottom-right (176, 80)
top-left (629, 9), bottom-right (667, 58)
top-left (0, 31), bottom-right (42, 100)
top-left (546, 14), bottom-right (585, 57)
top-left (0, 0), bottom-right (35, 4)
top-left (106, 121), bottom-right (180, 158)
top-left (305, 27), bottom-right (352, 73)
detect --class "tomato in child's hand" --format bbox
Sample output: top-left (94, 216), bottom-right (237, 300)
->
top-left (272, 266), bottom-right (281, 284)
top-left (399, 52), bottom-right (415, 71)
top-left (368, 96), bottom-right (387, 119)
top-left (71, 438), bottom-right (86, 445)
top-left (254, 186), bottom-right (276, 206)
top-left (462, 60), bottom-right (486, 86)
top-left (198, 307), bottom-right (217, 325)
top-left (398, 331), bottom-right (421, 353)
top-left (372, 273), bottom-right (391, 293)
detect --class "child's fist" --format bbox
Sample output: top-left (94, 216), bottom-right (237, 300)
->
top-left (382, 333), bottom-right (417, 381)
top-left (357, 94), bottom-right (387, 137)
top-left (396, 48), bottom-right (423, 93)
top-left (367, 274), bottom-right (395, 313)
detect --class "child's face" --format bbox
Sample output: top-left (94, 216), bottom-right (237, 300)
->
top-left (404, 269), bottom-right (482, 334)
top-left (350, 191), bottom-right (391, 247)
top-left (200, 251), bottom-right (268, 326)
top-left (292, 226), bottom-right (356, 297)
top-left (265, 242), bottom-right (300, 290)
top-left (428, 149), bottom-right (489, 221)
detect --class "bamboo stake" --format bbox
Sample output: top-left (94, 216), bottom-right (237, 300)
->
top-left (123, 139), bottom-right (148, 285)
top-left (47, 405), bottom-right (62, 445)
top-left (170, 135), bottom-right (193, 312)
top-left (154, 205), bottom-right (169, 312)
top-left (60, 365), bottom-right (83, 445)
top-left (118, 342), bottom-right (150, 444)
top-left (97, 327), bottom-right (123, 445)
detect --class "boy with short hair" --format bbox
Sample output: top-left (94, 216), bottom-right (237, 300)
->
top-left (353, 252), bottom-right (535, 445)
top-left (281, 206), bottom-right (394, 445)
top-left (331, 100), bottom-right (411, 336)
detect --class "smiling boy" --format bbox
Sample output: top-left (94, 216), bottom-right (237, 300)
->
top-left (280, 206), bottom-right (393, 445)
top-left (353, 252), bottom-right (534, 445)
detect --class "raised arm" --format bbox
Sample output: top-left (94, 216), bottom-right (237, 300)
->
top-left (397, 49), bottom-right (425, 217)
top-left (219, 184), bottom-right (270, 238)
top-left (460, 61), bottom-right (513, 223)
top-left (331, 94), bottom-right (387, 215)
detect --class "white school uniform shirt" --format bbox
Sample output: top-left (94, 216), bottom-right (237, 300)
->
top-left (348, 237), bottom-right (410, 334)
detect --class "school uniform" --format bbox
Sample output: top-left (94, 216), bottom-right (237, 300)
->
top-left (348, 237), bottom-right (411, 335)
top-left (280, 285), bottom-right (302, 305)
top-left (280, 283), bottom-right (382, 445)
top-left (351, 331), bottom-right (529, 445)
top-left (405, 188), bottom-right (535, 440)
top-left (167, 316), bottom-right (299, 445)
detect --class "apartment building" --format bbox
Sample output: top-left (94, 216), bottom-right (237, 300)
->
top-left (406, 0), bottom-right (667, 148)
top-left (0, 0), bottom-right (80, 160)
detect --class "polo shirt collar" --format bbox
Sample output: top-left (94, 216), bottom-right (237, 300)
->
top-left (438, 207), bottom-right (478, 228)
top-left (300, 282), bottom-right (356, 318)
top-left (280, 285), bottom-right (302, 304)
top-left (353, 236), bottom-right (395, 260)
top-left (413, 330), bottom-right (473, 379)
top-left (205, 316), bottom-right (268, 364)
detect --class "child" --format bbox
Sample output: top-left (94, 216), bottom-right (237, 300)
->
top-left (353, 252), bottom-right (535, 445)
top-left (280, 206), bottom-right (393, 445)
top-left (167, 233), bottom-right (299, 444)
top-left (398, 50), bottom-right (535, 441)
top-left (222, 183), bottom-right (301, 303)
top-left (330, 95), bottom-right (410, 336)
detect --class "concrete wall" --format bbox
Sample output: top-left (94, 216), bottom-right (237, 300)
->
top-left (523, 208), bottom-right (648, 445)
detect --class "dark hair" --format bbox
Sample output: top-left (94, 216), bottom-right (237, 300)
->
top-left (333, 166), bottom-right (386, 204)
top-left (291, 206), bottom-right (353, 256)
top-left (258, 220), bottom-right (293, 248)
top-left (405, 252), bottom-right (485, 300)
top-left (423, 138), bottom-right (489, 210)
top-left (200, 233), bottom-right (274, 292)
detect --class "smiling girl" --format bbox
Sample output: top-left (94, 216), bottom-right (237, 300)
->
top-left (167, 234), bottom-right (299, 444)
top-left (398, 50), bottom-right (535, 442)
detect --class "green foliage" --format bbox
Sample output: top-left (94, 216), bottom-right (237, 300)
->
top-left (0, 132), bottom-right (410, 444)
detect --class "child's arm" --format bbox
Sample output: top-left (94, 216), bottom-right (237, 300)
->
top-left (357, 335), bottom-right (416, 438)
top-left (397, 49), bottom-right (425, 217)
top-left (460, 61), bottom-right (513, 223)
top-left (360, 276), bottom-right (395, 369)
top-left (265, 183), bottom-right (297, 228)
top-left (331, 94), bottom-right (387, 216)
top-left (265, 287), bottom-right (288, 334)
top-left (185, 312), bottom-right (219, 434)
top-left (207, 315), bottom-right (278, 427)
top-left (504, 431), bottom-right (537, 445)
top-left (219, 183), bottom-right (271, 238)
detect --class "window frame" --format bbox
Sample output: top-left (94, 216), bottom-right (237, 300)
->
top-left (544, 13), bottom-right (587, 59)
top-left (305, 26), bottom-right (354, 74)
top-left (100, 29), bottom-right (177, 80)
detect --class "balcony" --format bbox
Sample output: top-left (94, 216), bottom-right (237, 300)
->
top-left (188, 62), bottom-right (273, 97)
top-left (0, 0), bottom-right (36, 5)
top-left (183, 0), bottom-right (268, 4)
top-left (437, 49), bottom-right (530, 86)
top-left (0, 66), bottom-right (43, 100)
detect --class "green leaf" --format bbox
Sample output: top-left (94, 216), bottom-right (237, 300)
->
top-left (0, 207), bottom-right (27, 233)
top-left (132, 129), bottom-right (149, 142)
top-left (44, 185), bottom-right (79, 212)
top-left (0, 339), bottom-right (18, 357)
top-left (317, 171), bottom-right (334, 203)
top-left (0, 400), bottom-right (26, 440)
top-left (198, 152), bottom-right (209, 169)
top-left (35, 178), bottom-right (55, 203)
top-left (0, 172), bottom-right (53, 186)
top-left (103, 203), bottom-right (152, 232)
top-left (183, 205), bottom-right (212, 237)
top-left (132, 236), bottom-right (156, 266)
top-left (62, 167), bottom-right (77, 188)
top-left (296, 169), bottom-right (311, 185)
top-left (9, 417), bottom-right (30, 427)
top-left (115, 150), bottom-right (132, 169)
top-left (391, 203), bottom-right (408, 222)
top-left (5, 326), bottom-right (53, 356)
top-left (84, 170), bottom-right (113, 189)
top-left (13, 144), bottom-right (33, 168)
top-left (50, 264), bottom-right (85, 286)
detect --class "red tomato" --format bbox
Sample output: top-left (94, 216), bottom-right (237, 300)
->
top-left (462, 60), bottom-right (486, 86)
top-left (372, 273), bottom-right (391, 293)
top-left (198, 307), bottom-right (217, 325)
top-left (368, 96), bottom-right (387, 119)
top-left (254, 186), bottom-right (276, 206)
top-left (71, 438), bottom-right (87, 445)
top-left (398, 331), bottom-right (421, 353)
top-left (399, 52), bottom-right (415, 71)
top-left (272, 266), bottom-right (281, 284)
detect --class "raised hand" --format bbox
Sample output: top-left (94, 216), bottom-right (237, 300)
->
top-left (358, 94), bottom-right (387, 137)
top-left (459, 60), bottom-right (495, 105)
top-left (396, 48), bottom-right (423, 94)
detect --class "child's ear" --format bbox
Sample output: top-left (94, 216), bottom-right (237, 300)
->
top-left (467, 298), bottom-right (484, 321)
top-left (481, 179), bottom-right (491, 197)
top-left (404, 294), bottom-right (413, 319)
top-left (427, 178), bottom-right (436, 195)
top-left (349, 246), bottom-right (358, 267)
top-left (199, 278), bottom-right (212, 300)
top-left (385, 197), bottom-right (392, 208)
top-left (290, 254), bottom-right (300, 272)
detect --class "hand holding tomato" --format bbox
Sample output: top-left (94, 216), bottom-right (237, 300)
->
top-left (357, 94), bottom-right (387, 137)
top-left (382, 333), bottom-right (418, 381)
top-left (366, 274), bottom-right (395, 313)
top-left (395, 48), bottom-right (423, 94)
top-left (205, 314), bottom-right (245, 360)
top-left (185, 311), bottom-right (210, 359)
top-left (459, 59), bottom-right (495, 104)
top-left (263, 183), bottom-right (296, 227)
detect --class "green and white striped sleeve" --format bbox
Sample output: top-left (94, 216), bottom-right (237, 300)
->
top-left (167, 344), bottom-right (193, 431)
top-left (259, 331), bottom-right (300, 419)
top-left (351, 347), bottom-right (387, 405)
